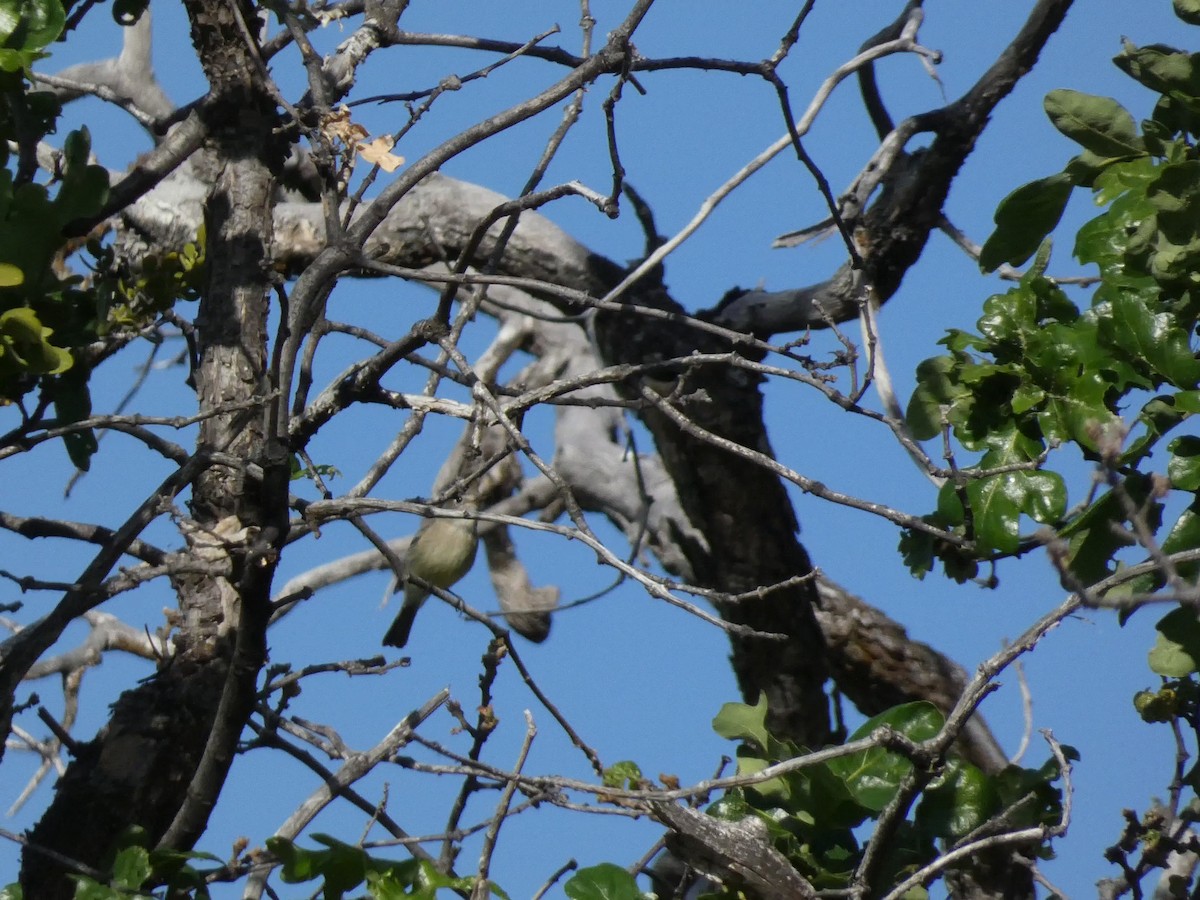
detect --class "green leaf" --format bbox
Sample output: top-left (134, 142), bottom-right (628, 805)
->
top-left (731, 751), bottom-right (791, 804)
top-left (898, 525), bottom-right (935, 580)
top-left (602, 760), bottom-right (644, 790)
top-left (1169, 436), bottom-right (1200, 490)
top-left (55, 128), bottom-right (110, 226)
top-left (52, 367), bottom-right (96, 471)
top-left (309, 835), bottom-right (369, 897)
top-left (1061, 495), bottom-right (1126, 583)
top-left (992, 758), bottom-right (1070, 832)
top-left (1134, 686), bottom-right (1181, 723)
top-left (905, 384), bottom-right (946, 442)
top-left (564, 863), bottom-right (644, 900)
top-left (782, 759), bottom-right (872, 831)
top-left (706, 791), bottom-right (757, 824)
top-left (65, 877), bottom-right (122, 900)
top-left (979, 415), bottom-right (1046, 460)
top-left (1148, 160), bottom-right (1200, 249)
top-left (1092, 156), bottom-right (1159, 206)
top-left (1127, 502), bottom-right (1200, 602)
top-left (0, 180), bottom-right (65, 284)
top-left (1065, 150), bottom-right (1121, 188)
top-left (0, 261), bottom-right (21, 286)
top-left (1171, 391), bottom-right (1200, 414)
top-left (364, 869), bottom-right (410, 900)
top-left (142, 845), bottom-right (219, 899)
top-left (980, 177), bottom-right (1072, 271)
top-left (110, 846), bottom-right (152, 891)
top-left (404, 860), bottom-right (484, 897)
top-left (827, 703), bottom-right (944, 813)
top-left (0, 47), bottom-right (42, 71)
top-left (899, 518), bottom-right (979, 585)
top-left (267, 835), bottom-right (372, 898)
top-left (713, 695), bottom-right (772, 752)
top-left (1115, 40), bottom-right (1200, 97)
top-left (979, 283), bottom-right (1037, 344)
top-left (1019, 471), bottom-right (1068, 524)
top-left (1049, 369), bottom-right (1121, 452)
top-left (1175, 0), bottom-right (1200, 24)
top-left (362, 859), bottom-right (425, 899)
top-left (1123, 394), bottom-right (1192, 465)
top-left (965, 474), bottom-right (1022, 555)
top-left (1010, 383), bottom-right (1045, 415)
top-left (1160, 502), bottom-right (1200, 581)
top-left (1111, 287), bottom-right (1200, 386)
top-left (1025, 321), bottom-right (1094, 384)
top-left (907, 355), bottom-right (972, 441)
top-left (0, 303), bottom-right (78, 403)
top-left (1024, 237), bottom-right (1053, 280)
top-left (268, 836), bottom-right (319, 881)
top-left (0, 307), bottom-right (72, 375)
top-left (1075, 187), bottom-right (1157, 274)
top-left (1044, 89), bottom-right (1144, 158)
top-left (917, 759), bottom-right (997, 841)
top-left (0, 0), bottom-right (64, 52)
top-left (1150, 607), bottom-right (1200, 677)
top-left (936, 481), bottom-right (965, 526)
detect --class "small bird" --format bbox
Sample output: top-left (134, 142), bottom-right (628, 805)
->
top-left (382, 515), bottom-right (479, 648)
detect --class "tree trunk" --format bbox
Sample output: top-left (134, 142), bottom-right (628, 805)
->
top-left (20, 1), bottom-right (287, 894)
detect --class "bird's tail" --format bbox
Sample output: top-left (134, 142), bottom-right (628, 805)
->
top-left (382, 597), bottom-right (421, 648)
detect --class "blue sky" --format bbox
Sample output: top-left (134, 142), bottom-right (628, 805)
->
top-left (3, 2), bottom-right (1199, 897)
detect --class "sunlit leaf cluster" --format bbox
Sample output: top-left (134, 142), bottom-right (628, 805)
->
top-left (702, 697), bottom-right (1069, 895)
top-left (905, 19), bottom-right (1200, 587)
top-left (904, 13), bottom-right (1200, 886)
top-left (0, 0), bottom-right (196, 472)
